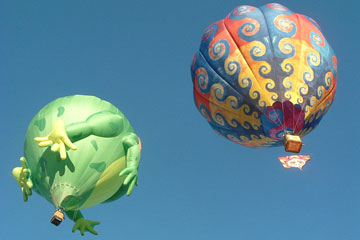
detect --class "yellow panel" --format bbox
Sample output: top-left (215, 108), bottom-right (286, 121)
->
top-left (80, 157), bottom-right (126, 209)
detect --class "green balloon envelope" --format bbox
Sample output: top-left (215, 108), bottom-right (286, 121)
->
top-left (24, 95), bottom-right (135, 211)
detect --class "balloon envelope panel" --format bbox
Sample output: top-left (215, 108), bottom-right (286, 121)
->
top-left (191, 3), bottom-right (337, 147)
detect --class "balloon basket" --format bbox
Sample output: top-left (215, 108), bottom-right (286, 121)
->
top-left (283, 134), bottom-right (303, 153)
top-left (50, 210), bottom-right (65, 226)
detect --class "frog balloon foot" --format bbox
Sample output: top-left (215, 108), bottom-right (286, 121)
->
top-left (72, 218), bottom-right (100, 236)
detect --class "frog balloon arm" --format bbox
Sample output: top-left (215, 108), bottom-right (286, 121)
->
top-left (12, 157), bottom-right (33, 202)
top-left (120, 133), bottom-right (141, 196)
top-left (34, 111), bottom-right (123, 160)
top-left (65, 111), bottom-right (124, 142)
top-left (34, 120), bottom-right (77, 160)
top-left (66, 210), bottom-right (100, 236)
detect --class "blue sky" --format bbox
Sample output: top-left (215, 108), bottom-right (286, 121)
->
top-left (1, 0), bottom-right (359, 239)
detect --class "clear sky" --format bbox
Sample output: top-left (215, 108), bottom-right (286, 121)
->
top-left (1, 0), bottom-right (359, 239)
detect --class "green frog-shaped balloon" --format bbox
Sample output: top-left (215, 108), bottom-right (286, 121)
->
top-left (12, 95), bottom-right (141, 236)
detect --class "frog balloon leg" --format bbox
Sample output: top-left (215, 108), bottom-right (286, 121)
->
top-left (106, 133), bottom-right (141, 202)
top-left (68, 133), bottom-right (141, 236)
top-left (13, 95), bottom-right (141, 236)
top-left (64, 123), bottom-right (140, 236)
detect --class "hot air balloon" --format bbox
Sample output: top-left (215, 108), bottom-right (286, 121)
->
top-left (12, 95), bottom-right (141, 235)
top-left (191, 3), bottom-right (337, 164)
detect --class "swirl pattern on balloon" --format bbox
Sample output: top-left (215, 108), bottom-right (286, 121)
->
top-left (239, 18), bottom-right (260, 37)
top-left (266, 3), bottom-right (289, 11)
top-left (202, 24), bottom-right (217, 42)
top-left (209, 40), bottom-right (228, 60)
top-left (195, 67), bottom-right (209, 90)
top-left (274, 15), bottom-right (297, 36)
top-left (229, 5), bottom-right (256, 19)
